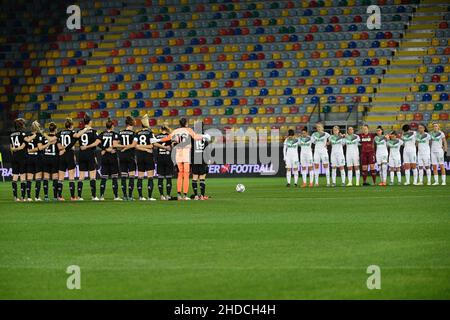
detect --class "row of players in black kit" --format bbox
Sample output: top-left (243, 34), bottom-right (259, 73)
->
top-left (9, 115), bottom-right (209, 201)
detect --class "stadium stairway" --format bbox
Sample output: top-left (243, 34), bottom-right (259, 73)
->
top-left (365, 0), bottom-right (450, 134)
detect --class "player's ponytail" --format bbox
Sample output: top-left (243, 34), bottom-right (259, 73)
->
top-left (288, 129), bottom-right (295, 136)
top-left (48, 122), bottom-right (57, 133)
top-left (14, 118), bottom-right (25, 131)
top-left (65, 117), bottom-right (74, 129)
top-left (402, 124), bottom-right (410, 132)
top-left (125, 116), bottom-right (134, 127)
top-left (31, 120), bottom-right (42, 134)
top-left (106, 118), bottom-right (114, 129)
top-left (141, 114), bottom-right (149, 128)
top-left (179, 117), bottom-right (187, 128)
top-left (83, 114), bottom-right (91, 125)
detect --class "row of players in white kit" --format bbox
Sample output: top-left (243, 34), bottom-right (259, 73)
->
top-left (283, 123), bottom-right (448, 187)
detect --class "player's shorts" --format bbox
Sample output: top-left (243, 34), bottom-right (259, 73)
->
top-left (26, 155), bottom-right (42, 174)
top-left (11, 153), bottom-right (26, 175)
top-left (431, 150), bottom-right (444, 165)
top-left (330, 152), bottom-right (345, 167)
top-left (300, 153), bottom-right (313, 168)
top-left (58, 150), bottom-right (76, 172)
top-left (346, 152), bottom-right (360, 167)
top-left (417, 152), bottom-right (431, 167)
top-left (389, 156), bottom-right (402, 168)
top-left (175, 148), bottom-right (191, 164)
top-left (403, 150), bottom-right (417, 164)
top-left (284, 155), bottom-right (299, 169)
top-left (313, 149), bottom-right (329, 165)
top-left (361, 151), bottom-right (376, 166)
top-left (119, 153), bottom-right (136, 173)
top-left (42, 155), bottom-right (59, 174)
top-left (101, 152), bottom-right (119, 176)
top-left (192, 163), bottom-right (208, 175)
top-left (376, 152), bottom-right (388, 164)
top-left (136, 151), bottom-right (155, 172)
top-left (78, 151), bottom-right (97, 172)
top-left (157, 157), bottom-right (174, 177)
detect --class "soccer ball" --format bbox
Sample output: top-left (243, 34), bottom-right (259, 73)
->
top-left (236, 184), bottom-right (245, 193)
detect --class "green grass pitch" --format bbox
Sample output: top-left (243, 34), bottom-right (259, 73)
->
top-left (0, 177), bottom-right (449, 299)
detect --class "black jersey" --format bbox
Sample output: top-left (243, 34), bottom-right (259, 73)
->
top-left (191, 137), bottom-right (209, 165)
top-left (42, 133), bottom-right (58, 157)
top-left (10, 130), bottom-right (27, 156)
top-left (26, 133), bottom-right (42, 157)
top-left (58, 129), bottom-right (78, 151)
top-left (118, 129), bottom-right (136, 155)
top-left (155, 132), bottom-right (171, 159)
top-left (98, 130), bottom-right (119, 150)
top-left (79, 128), bottom-right (98, 153)
top-left (135, 129), bottom-right (155, 150)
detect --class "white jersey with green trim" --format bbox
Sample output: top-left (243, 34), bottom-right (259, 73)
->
top-left (283, 137), bottom-right (299, 158)
top-left (344, 134), bottom-right (360, 154)
top-left (298, 136), bottom-right (313, 156)
top-left (311, 131), bottom-right (330, 151)
top-left (329, 134), bottom-right (345, 155)
top-left (430, 131), bottom-right (445, 152)
top-left (402, 131), bottom-right (416, 152)
top-left (374, 135), bottom-right (388, 155)
top-left (387, 139), bottom-right (403, 158)
top-left (416, 132), bottom-right (431, 155)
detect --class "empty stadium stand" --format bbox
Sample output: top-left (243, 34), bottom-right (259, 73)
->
top-left (0, 0), bottom-right (448, 139)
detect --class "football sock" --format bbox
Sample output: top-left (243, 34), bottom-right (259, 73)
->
top-left (69, 181), bottom-right (75, 198)
top-left (121, 176), bottom-right (127, 198)
top-left (43, 179), bottom-right (49, 198)
top-left (442, 174), bottom-right (447, 184)
top-left (192, 179), bottom-right (198, 196)
top-left (405, 169), bottom-right (410, 184)
top-left (371, 171), bottom-right (377, 184)
top-left (286, 170), bottom-right (291, 184)
top-left (147, 177), bottom-right (154, 198)
top-left (293, 171), bottom-right (298, 185)
top-left (325, 167), bottom-right (330, 185)
top-left (412, 168), bottom-right (418, 184)
top-left (35, 179), bottom-right (41, 198)
top-left (301, 170), bottom-right (307, 184)
top-left (182, 167), bottom-right (190, 194)
top-left (100, 177), bottom-right (107, 197)
top-left (200, 179), bottom-right (206, 196)
top-left (340, 169), bottom-right (346, 185)
top-left (348, 170), bottom-right (353, 184)
top-left (355, 170), bottom-right (360, 185)
top-left (434, 174), bottom-right (439, 184)
top-left (20, 182), bottom-right (26, 199)
top-left (52, 180), bottom-right (58, 199)
top-left (166, 177), bottom-right (172, 196)
top-left (57, 180), bottom-right (63, 198)
top-left (112, 177), bottom-right (118, 198)
top-left (362, 170), bottom-right (368, 183)
top-left (26, 180), bottom-right (32, 198)
top-left (158, 177), bottom-right (164, 195)
top-left (382, 164), bottom-right (388, 183)
top-left (128, 177), bottom-right (134, 198)
top-left (90, 179), bottom-right (96, 198)
top-left (314, 170), bottom-right (319, 184)
top-left (390, 171), bottom-right (395, 184)
top-left (137, 178), bottom-right (143, 198)
top-left (331, 168), bottom-right (337, 184)
top-left (426, 169), bottom-right (431, 184)
top-left (77, 180), bottom-right (83, 198)
top-left (309, 170), bottom-right (314, 184)
top-left (396, 171), bottom-right (402, 183)
top-left (12, 181), bottom-right (18, 199)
